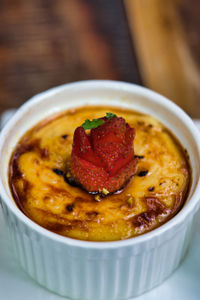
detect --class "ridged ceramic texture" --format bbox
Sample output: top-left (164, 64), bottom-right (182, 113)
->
top-left (1, 200), bottom-right (195, 300)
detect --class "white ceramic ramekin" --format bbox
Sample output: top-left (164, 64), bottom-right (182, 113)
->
top-left (0, 81), bottom-right (200, 300)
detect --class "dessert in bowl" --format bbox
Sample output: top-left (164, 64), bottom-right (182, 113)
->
top-left (0, 80), bottom-right (200, 299)
top-left (9, 106), bottom-right (190, 242)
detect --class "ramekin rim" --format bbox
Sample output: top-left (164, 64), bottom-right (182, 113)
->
top-left (1, 79), bottom-right (200, 249)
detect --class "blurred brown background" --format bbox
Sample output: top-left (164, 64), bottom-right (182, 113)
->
top-left (0, 0), bottom-right (200, 117)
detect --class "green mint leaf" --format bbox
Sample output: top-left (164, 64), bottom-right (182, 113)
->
top-left (82, 118), bottom-right (104, 130)
top-left (106, 112), bottom-right (116, 119)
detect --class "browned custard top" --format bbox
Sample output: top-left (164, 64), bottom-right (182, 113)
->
top-left (9, 106), bottom-right (190, 241)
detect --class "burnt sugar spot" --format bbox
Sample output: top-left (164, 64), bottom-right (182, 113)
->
top-left (40, 147), bottom-right (49, 158)
top-left (86, 211), bottom-right (99, 220)
top-left (46, 222), bottom-right (72, 233)
top-left (10, 141), bottom-right (38, 180)
top-left (45, 218), bottom-right (90, 234)
top-left (146, 197), bottom-right (168, 213)
top-left (47, 184), bottom-right (72, 198)
top-left (75, 196), bottom-right (93, 203)
top-left (133, 211), bottom-right (156, 228)
top-left (134, 155), bottom-right (144, 159)
top-left (137, 170), bottom-right (148, 177)
top-left (52, 168), bottom-right (64, 176)
top-left (66, 204), bottom-right (74, 212)
top-left (9, 140), bottom-right (39, 213)
top-left (133, 197), bottom-right (169, 229)
top-left (61, 134), bottom-right (68, 139)
top-left (148, 186), bottom-right (155, 192)
top-left (10, 138), bottom-right (47, 182)
top-left (137, 121), bottom-right (144, 126)
top-left (64, 174), bottom-right (80, 188)
top-left (23, 180), bottom-right (32, 194)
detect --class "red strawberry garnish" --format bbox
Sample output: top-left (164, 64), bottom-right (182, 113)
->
top-left (70, 114), bottom-right (137, 194)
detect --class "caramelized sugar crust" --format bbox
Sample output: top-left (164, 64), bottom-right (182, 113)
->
top-left (9, 106), bottom-right (190, 241)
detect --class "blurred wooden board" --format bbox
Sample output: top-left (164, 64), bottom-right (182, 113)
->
top-left (0, 0), bottom-right (141, 114)
top-left (1, 0), bottom-right (200, 117)
top-left (180, 0), bottom-right (200, 69)
top-left (125, 0), bottom-right (200, 117)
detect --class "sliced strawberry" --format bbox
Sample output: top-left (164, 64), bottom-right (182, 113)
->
top-left (70, 115), bottom-right (137, 193)
top-left (91, 117), bottom-right (135, 174)
top-left (125, 124), bottom-right (135, 148)
top-left (71, 153), bottom-right (137, 193)
top-left (90, 117), bottom-right (126, 150)
top-left (105, 157), bottom-right (137, 192)
top-left (72, 127), bottom-right (101, 167)
top-left (71, 153), bottom-right (108, 191)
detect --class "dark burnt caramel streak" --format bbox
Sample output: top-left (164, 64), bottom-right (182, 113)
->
top-left (9, 106), bottom-right (191, 241)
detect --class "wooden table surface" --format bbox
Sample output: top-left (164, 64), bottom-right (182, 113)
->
top-left (0, 0), bottom-right (199, 117)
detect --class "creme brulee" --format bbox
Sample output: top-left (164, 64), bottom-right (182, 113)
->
top-left (9, 106), bottom-right (190, 241)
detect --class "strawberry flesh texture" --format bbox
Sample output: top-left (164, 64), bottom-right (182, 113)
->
top-left (90, 117), bottom-right (135, 175)
top-left (70, 117), bottom-right (137, 193)
top-left (72, 127), bottom-right (102, 167)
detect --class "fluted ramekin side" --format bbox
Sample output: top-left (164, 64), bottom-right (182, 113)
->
top-left (1, 199), bottom-right (196, 299)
